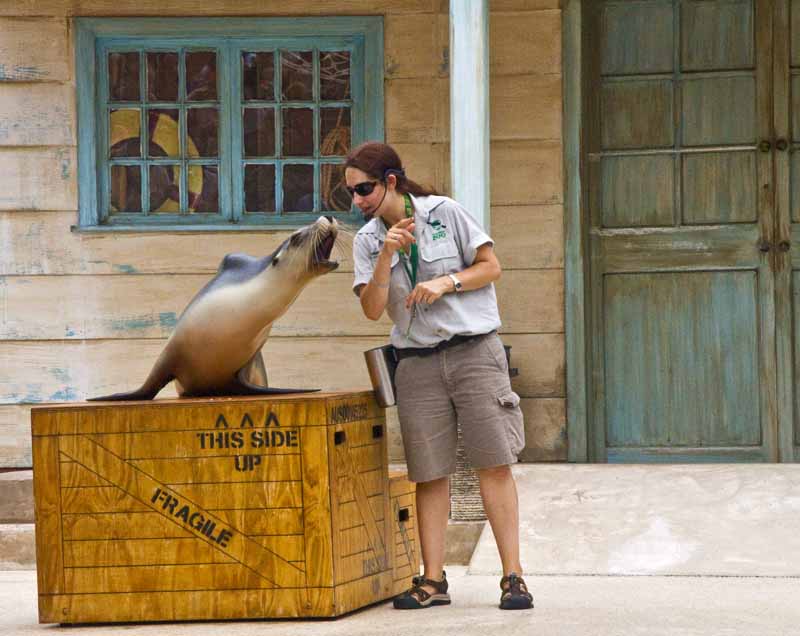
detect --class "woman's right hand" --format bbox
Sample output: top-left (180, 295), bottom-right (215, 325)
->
top-left (382, 217), bottom-right (416, 255)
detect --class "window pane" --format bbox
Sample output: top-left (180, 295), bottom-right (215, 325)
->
top-left (281, 51), bottom-right (313, 100)
top-left (109, 52), bottom-right (140, 101)
top-left (187, 108), bottom-right (219, 157)
top-left (244, 108), bottom-right (276, 157)
top-left (245, 164), bottom-right (276, 212)
top-left (147, 109), bottom-right (179, 158)
top-left (320, 107), bottom-right (350, 156)
top-left (283, 108), bottom-right (313, 156)
top-left (109, 109), bottom-right (141, 158)
top-left (110, 165), bottom-right (142, 212)
top-left (283, 164), bottom-right (314, 212)
top-left (188, 165), bottom-right (219, 212)
top-left (320, 51), bottom-right (350, 100)
top-left (243, 52), bottom-right (275, 101)
top-left (321, 163), bottom-right (350, 212)
top-left (147, 52), bottom-right (178, 102)
top-left (186, 51), bottom-right (217, 101)
top-left (149, 164), bottom-right (181, 213)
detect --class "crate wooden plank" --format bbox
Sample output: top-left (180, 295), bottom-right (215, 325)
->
top-left (64, 536), bottom-right (236, 567)
top-left (334, 571), bottom-right (394, 615)
top-left (62, 508), bottom-right (304, 541)
top-left (336, 468), bottom-right (384, 503)
top-left (63, 431), bottom-right (302, 460)
top-left (61, 485), bottom-right (150, 514)
top-left (338, 495), bottom-right (385, 523)
top-left (39, 588), bottom-right (336, 623)
top-left (251, 535), bottom-right (305, 563)
top-left (64, 563), bottom-right (276, 594)
top-left (60, 460), bottom-right (113, 487)
top-left (32, 434), bottom-right (64, 594)
top-left (32, 398), bottom-right (332, 435)
top-left (335, 444), bottom-right (382, 475)
top-left (132, 455), bottom-right (302, 484)
top-left (300, 424), bottom-right (333, 588)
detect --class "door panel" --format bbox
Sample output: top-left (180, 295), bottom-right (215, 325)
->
top-left (604, 271), bottom-right (761, 449)
top-left (586, 0), bottom-right (778, 462)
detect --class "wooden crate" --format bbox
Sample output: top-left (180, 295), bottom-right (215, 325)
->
top-left (31, 391), bottom-right (417, 624)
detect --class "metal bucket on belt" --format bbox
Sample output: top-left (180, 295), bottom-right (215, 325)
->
top-left (363, 344), bottom-right (398, 408)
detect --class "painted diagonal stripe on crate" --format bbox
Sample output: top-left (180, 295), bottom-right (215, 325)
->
top-left (336, 443), bottom-right (387, 569)
top-left (58, 434), bottom-right (305, 588)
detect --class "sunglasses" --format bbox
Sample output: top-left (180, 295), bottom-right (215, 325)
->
top-left (346, 181), bottom-right (379, 197)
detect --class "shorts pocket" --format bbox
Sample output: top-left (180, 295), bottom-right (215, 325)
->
top-left (497, 390), bottom-right (525, 456)
top-left (497, 390), bottom-right (520, 410)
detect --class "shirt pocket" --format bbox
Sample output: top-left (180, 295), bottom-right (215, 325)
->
top-left (418, 238), bottom-right (460, 277)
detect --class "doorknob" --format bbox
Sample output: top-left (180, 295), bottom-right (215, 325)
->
top-left (758, 241), bottom-right (771, 252)
top-left (759, 140), bottom-right (772, 152)
top-left (776, 139), bottom-right (789, 152)
top-left (779, 240), bottom-right (791, 252)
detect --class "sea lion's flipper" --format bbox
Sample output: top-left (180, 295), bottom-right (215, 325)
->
top-left (233, 361), bottom-right (320, 395)
top-left (240, 350), bottom-right (269, 387)
top-left (87, 351), bottom-right (175, 401)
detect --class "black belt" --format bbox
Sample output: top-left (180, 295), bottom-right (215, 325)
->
top-left (394, 331), bottom-right (494, 360)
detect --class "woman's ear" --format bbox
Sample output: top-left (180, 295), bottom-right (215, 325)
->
top-left (385, 173), bottom-right (397, 191)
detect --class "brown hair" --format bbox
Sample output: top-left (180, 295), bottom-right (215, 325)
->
top-left (344, 141), bottom-right (439, 197)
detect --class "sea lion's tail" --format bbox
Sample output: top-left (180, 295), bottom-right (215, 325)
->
top-left (87, 352), bottom-right (174, 402)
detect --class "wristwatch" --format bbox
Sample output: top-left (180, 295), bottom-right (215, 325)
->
top-left (448, 273), bottom-right (463, 293)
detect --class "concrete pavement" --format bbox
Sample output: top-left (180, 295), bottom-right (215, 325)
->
top-left (2, 567), bottom-right (800, 636)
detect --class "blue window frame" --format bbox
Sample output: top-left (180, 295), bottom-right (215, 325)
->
top-left (75, 18), bottom-right (383, 230)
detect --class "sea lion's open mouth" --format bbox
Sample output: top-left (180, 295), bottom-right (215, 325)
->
top-left (314, 231), bottom-right (338, 268)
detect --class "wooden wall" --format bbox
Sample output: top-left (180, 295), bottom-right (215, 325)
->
top-left (0, 0), bottom-right (565, 468)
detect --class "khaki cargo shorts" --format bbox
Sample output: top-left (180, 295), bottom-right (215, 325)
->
top-left (394, 332), bottom-right (525, 483)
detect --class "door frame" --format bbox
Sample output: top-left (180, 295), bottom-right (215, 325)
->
top-left (563, 0), bottom-right (590, 462)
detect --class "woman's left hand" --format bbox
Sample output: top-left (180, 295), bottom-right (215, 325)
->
top-left (405, 276), bottom-right (452, 308)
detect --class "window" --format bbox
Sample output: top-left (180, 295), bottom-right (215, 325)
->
top-left (76, 18), bottom-right (383, 229)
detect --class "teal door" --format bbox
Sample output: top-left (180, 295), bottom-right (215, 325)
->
top-left (584, 0), bottom-right (796, 461)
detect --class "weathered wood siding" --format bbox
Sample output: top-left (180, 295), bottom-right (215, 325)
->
top-left (0, 0), bottom-right (565, 467)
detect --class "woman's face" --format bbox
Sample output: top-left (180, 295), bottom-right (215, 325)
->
top-left (345, 167), bottom-right (386, 220)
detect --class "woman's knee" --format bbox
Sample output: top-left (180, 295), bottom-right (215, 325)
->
top-left (476, 464), bottom-right (512, 481)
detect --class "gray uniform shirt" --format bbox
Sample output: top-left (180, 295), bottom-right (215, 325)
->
top-left (352, 194), bottom-right (501, 349)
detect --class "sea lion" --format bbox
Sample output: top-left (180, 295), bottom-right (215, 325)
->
top-left (90, 215), bottom-right (340, 401)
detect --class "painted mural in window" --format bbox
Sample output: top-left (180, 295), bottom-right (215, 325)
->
top-left (104, 46), bottom-right (353, 222)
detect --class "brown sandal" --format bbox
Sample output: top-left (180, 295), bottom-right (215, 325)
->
top-left (499, 572), bottom-right (533, 610)
top-left (393, 572), bottom-right (451, 609)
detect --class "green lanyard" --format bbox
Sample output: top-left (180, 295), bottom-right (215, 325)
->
top-left (399, 194), bottom-right (418, 288)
